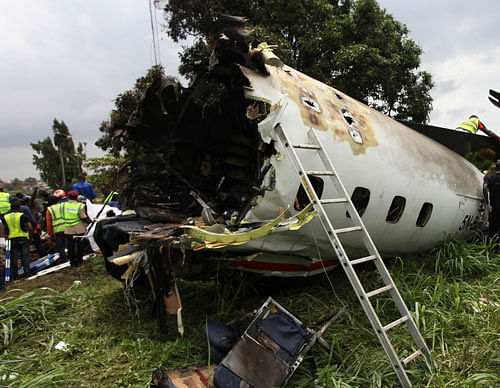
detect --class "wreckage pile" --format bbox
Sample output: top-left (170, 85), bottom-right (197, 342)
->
top-left (119, 23), bottom-right (278, 227)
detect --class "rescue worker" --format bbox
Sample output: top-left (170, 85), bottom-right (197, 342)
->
top-left (456, 115), bottom-right (499, 138)
top-left (15, 193), bottom-right (47, 258)
top-left (0, 187), bottom-right (10, 215)
top-left (455, 115), bottom-right (499, 155)
top-left (483, 159), bottom-right (500, 236)
top-left (63, 191), bottom-right (89, 267)
top-left (73, 176), bottom-right (97, 202)
top-left (54, 189), bottom-right (68, 202)
top-left (46, 193), bottom-right (67, 263)
top-left (1, 198), bottom-right (33, 278)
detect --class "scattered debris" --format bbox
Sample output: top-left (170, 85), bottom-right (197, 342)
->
top-left (0, 372), bottom-right (18, 381)
top-left (26, 253), bottom-right (94, 280)
top-left (150, 365), bottom-right (216, 388)
top-left (211, 297), bottom-right (345, 388)
top-left (472, 297), bottom-right (500, 313)
top-left (54, 341), bottom-right (68, 351)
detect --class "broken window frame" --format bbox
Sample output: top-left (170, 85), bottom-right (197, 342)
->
top-left (416, 202), bottom-right (433, 227)
top-left (385, 196), bottom-right (406, 223)
top-left (294, 175), bottom-right (324, 211)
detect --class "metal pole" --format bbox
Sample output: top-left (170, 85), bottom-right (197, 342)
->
top-left (59, 145), bottom-right (66, 187)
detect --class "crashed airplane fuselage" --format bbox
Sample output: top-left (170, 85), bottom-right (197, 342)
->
top-left (232, 64), bottom-right (486, 270)
top-left (97, 38), bottom-right (486, 279)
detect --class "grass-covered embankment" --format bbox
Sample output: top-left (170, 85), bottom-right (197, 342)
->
top-left (0, 234), bottom-right (499, 387)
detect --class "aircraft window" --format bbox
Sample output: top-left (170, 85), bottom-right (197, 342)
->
top-left (335, 92), bottom-right (343, 100)
top-left (416, 202), bottom-right (433, 227)
top-left (346, 187), bottom-right (370, 218)
top-left (301, 97), bottom-right (321, 113)
top-left (294, 175), bottom-right (324, 211)
top-left (341, 109), bottom-right (354, 124)
top-left (386, 196), bottom-right (406, 223)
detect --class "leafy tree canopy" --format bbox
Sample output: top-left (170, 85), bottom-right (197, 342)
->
top-left (84, 155), bottom-right (127, 196)
top-left (95, 65), bottom-right (164, 157)
top-left (31, 119), bottom-right (85, 189)
top-left (163, 0), bottom-right (433, 122)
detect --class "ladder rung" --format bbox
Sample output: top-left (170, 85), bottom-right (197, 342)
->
top-left (320, 198), bottom-right (347, 204)
top-left (383, 316), bottom-right (409, 332)
top-left (335, 226), bottom-right (362, 234)
top-left (293, 143), bottom-right (321, 150)
top-left (402, 350), bottom-right (422, 365)
top-left (305, 170), bottom-right (335, 176)
top-left (366, 284), bottom-right (393, 298)
top-left (350, 255), bottom-right (377, 265)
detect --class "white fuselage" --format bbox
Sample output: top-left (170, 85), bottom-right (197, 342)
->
top-left (234, 64), bottom-right (485, 262)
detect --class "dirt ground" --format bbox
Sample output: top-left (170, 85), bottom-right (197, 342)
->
top-left (1, 257), bottom-right (100, 295)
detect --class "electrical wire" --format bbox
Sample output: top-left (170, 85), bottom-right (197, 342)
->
top-left (310, 222), bottom-right (347, 307)
top-left (152, 0), bottom-right (161, 64)
top-left (147, 0), bottom-right (159, 66)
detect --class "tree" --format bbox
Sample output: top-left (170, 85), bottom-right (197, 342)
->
top-left (162, 0), bottom-right (433, 122)
top-left (84, 155), bottom-right (126, 195)
top-left (96, 65), bottom-right (164, 157)
top-left (31, 119), bottom-right (85, 189)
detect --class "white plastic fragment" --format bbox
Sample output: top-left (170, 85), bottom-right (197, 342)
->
top-left (1, 372), bottom-right (18, 380)
top-left (54, 341), bottom-right (68, 351)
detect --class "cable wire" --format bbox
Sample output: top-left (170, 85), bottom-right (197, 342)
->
top-left (310, 222), bottom-right (347, 307)
top-left (147, 0), bottom-right (159, 66)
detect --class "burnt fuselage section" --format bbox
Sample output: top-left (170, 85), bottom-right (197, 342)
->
top-left (122, 64), bottom-right (274, 224)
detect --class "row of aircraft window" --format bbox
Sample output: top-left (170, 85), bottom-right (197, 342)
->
top-left (351, 187), bottom-right (433, 227)
top-left (294, 179), bottom-right (433, 227)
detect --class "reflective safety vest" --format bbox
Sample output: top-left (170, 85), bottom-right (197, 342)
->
top-left (457, 117), bottom-right (480, 134)
top-left (62, 202), bottom-right (84, 227)
top-left (4, 212), bottom-right (29, 239)
top-left (105, 191), bottom-right (118, 203)
top-left (48, 203), bottom-right (65, 234)
top-left (0, 192), bottom-right (10, 215)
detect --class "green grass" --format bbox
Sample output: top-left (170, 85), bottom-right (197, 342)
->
top-left (1, 234), bottom-right (500, 387)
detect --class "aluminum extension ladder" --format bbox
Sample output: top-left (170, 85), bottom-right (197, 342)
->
top-left (275, 125), bottom-right (432, 388)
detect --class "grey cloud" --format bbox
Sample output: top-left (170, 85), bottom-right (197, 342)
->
top-left (0, 0), bottom-right (181, 178)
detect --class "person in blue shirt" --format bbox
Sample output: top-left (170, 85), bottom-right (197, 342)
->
top-left (73, 176), bottom-right (97, 202)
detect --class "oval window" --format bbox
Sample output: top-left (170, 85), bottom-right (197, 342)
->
top-left (416, 203), bottom-right (433, 227)
top-left (347, 187), bottom-right (370, 218)
top-left (386, 196), bottom-right (406, 223)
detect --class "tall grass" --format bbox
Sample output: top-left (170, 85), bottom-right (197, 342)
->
top-left (1, 237), bottom-right (499, 387)
top-left (433, 232), bottom-right (500, 276)
top-left (0, 288), bottom-right (68, 346)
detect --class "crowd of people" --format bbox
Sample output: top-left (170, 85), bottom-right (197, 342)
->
top-left (0, 177), bottom-right (119, 289)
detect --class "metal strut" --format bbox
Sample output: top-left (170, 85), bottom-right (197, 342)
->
top-left (275, 125), bottom-right (433, 388)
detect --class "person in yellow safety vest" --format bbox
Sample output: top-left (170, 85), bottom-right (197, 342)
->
top-left (0, 187), bottom-right (11, 215)
top-left (0, 198), bottom-right (33, 278)
top-left (46, 194), bottom-right (68, 263)
top-left (456, 115), bottom-right (499, 139)
top-left (63, 191), bottom-right (89, 267)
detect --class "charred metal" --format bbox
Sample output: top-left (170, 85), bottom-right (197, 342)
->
top-left (119, 42), bottom-right (277, 227)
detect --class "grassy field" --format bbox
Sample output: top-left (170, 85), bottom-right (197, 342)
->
top-left (0, 234), bottom-right (499, 387)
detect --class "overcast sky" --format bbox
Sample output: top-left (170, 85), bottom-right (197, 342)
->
top-left (1, 0), bottom-right (500, 180)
